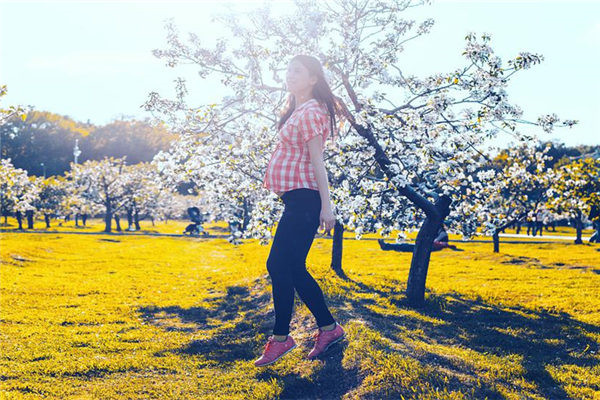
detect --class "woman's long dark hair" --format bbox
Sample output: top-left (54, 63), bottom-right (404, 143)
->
top-left (277, 55), bottom-right (343, 145)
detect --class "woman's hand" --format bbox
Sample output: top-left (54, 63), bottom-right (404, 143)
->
top-left (319, 207), bottom-right (336, 232)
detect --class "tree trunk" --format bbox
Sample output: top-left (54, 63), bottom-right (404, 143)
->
top-left (241, 198), bottom-right (248, 231)
top-left (82, 214), bottom-right (87, 226)
top-left (493, 231), bottom-right (500, 253)
top-left (406, 196), bottom-right (451, 308)
top-left (574, 211), bottom-right (583, 245)
top-left (330, 220), bottom-right (344, 272)
top-left (590, 221), bottom-right (600, 243)
top-left (134, 209), bottom-right (141, 230)
top-left (515, 222), bottom-right (521, 234)
top-left (331, 92), bottom-right (451, 308)
top-left (114, 214), bottom-right (122, 232)
top-left (44, 214), bottom-right (51, 228)
top-left (16, 211), bottom-right (23, 230)
top-left (406, 217), bottom-right (438, 308)
top-left (127, 208), bottom-right (133, 230)
top-left (75, 213), bottom-right (79, 227)
top-left (4, 215), bottom-right (8, 224)
top-left (242, 197), bottom-right (252, 231)
top-left (26, 210), bottom-right (34, 229)
top-left (150, 216), bottom-right (155, 226)
top-left (104, 204), bottom-right (112, 233)
top-left (228, 221), bottom-right (239, 235)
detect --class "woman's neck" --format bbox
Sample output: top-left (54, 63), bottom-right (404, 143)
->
top-left (294, 93), bottom-right (314, 110)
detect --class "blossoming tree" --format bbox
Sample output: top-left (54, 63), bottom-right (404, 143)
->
top-left (144, 0), bottom-right (577, 306)
top-left (455, 142), bottom-right (557, 252)
top-left (0, 158), bottom-right (41, 229)
top-left (35, 176), bottom-right (68, 228)
top-left (547, 158), bottom-right (600, 244)
top-left (64, 157), bottom-right (129, 233)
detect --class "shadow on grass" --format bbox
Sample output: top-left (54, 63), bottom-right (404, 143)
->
top-left (136, 267), bottom-right (599, 399)
top-left (255, 343), bottom-right (360, 400)
top-left (332, 268), bottom-right (600, 400)
top-left (138, 282), bottom-right (272, 362)
top-left (137, 278), bottom-right (362, 399)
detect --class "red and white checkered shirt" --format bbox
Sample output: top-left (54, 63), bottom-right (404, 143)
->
top-left (263, 99), bottom-right (331, 195)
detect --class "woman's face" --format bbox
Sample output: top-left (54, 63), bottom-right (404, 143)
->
top-left (285, 59), bottom-right (317, 96)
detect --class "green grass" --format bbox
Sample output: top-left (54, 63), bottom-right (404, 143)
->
top-left (1, 219), bottom-right (599, 399)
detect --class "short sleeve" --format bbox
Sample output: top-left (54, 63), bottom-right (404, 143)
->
top-left (298, 107), bottom-right (327, 144)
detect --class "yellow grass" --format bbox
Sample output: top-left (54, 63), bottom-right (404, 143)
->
top-left (0, 215), bottom-right (593, 243)
top-left (1, 218), bottom-right (599, 399)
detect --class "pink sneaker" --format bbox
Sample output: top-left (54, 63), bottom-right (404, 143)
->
top-left (307, 322), bottom-right (346, 359)
top-left (254, 335), bottom-right (297, 367)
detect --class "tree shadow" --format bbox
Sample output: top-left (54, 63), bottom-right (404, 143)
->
top-left (136, 268), bottom-right (600, 398)
top-left (137, 277), bottom-right (363, 398)
top-left (138, 281), bottom-right (273, 362)
top-left (333, 270), bottom-right (600, 399)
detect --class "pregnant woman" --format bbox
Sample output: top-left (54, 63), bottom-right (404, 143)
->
top-left (254, 55), bottom-right (346, 367)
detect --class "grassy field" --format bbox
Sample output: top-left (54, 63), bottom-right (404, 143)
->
top-left (0, 215), bottom-right (593, 241)
top-left (1, 218), bottom-right (599, 399)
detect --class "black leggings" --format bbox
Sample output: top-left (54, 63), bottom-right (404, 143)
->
top-left (266, 188), bottom-right (336, 336)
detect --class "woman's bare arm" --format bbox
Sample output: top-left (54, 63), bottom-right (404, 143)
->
top-left (307, 135), bottom-right (331, 208)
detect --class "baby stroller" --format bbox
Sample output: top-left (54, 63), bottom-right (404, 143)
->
top-left (183, 207), bottom-right (209, 237)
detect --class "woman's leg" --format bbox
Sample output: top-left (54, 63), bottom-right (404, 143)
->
top-left (291, 264), bottom-right (336, 329)
top-left (286, 190), bottom-right (335, 329)
top-left (266, 208), bottom-right (299, 336)
top-left (266, 189), bottom-right (336, 335)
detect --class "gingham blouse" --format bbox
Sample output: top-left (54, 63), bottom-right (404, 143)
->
top-left (263, 99), bottom-right (331, 195)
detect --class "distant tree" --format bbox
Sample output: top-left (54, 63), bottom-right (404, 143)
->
top-left (60, 178), bottom-right (102, 227)
top-left (0, 158), bottom-right (41, 229)
top-left (158, 193), bottom-right (202, 224)
top-left (141, 180), bottom-right (183, 226)
top-left (0, 110), bottom-right (92, 176)
top-left (532, 141), bottom-right (583, 169)
top-left (547, 158), bottom-right (600, 244)
top-left (1, 111), bottom-right (177, 177)
top-left (65, 157), bottom-right (128, 233)
top-left (1, 85), bottom-right (29, 226)
top-left (34, 176), bottom-right (68, 228)
top-left (79, 118), bottom-right (177, 165)
top-left (456, 143), bottom-right (556, 252)
top-left (120, 162), bottom-right (175, 230)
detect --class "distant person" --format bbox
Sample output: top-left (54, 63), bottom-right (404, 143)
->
top-left (434, 224), bottom-right (449, 245)
top-left (535, 209), bottom-right (544, 237)
top-left (378, 225), bottom-right (460, 252)
top-left (526, 211), bottom-right (535, 236)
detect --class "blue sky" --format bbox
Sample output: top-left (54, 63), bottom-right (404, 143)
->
top-left (1, 0), bottom-right (598, 146)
